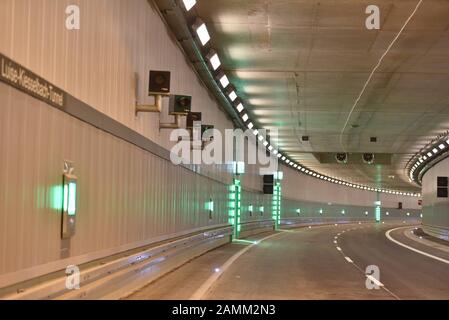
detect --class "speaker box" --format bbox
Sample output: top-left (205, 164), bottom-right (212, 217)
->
top-left (201, 125), bottom-right (214, 141)
top-left (149, 70), bottom-right (171, 94)
top-left (263, 175), bottom-right (274, 184)
top-left (437, 187), bottom-right (448, 198)
top-left (263, 184), bottom-right (274, 195)
top-left (186, 112), bottom-right (202, 129)
top-left (398, 202), bottom-right (402, 209)
top-left (437, 176), bottom-right (448, 187)
top-left (263, 175), bottom-right (274, 195)
top-left (169, 95), bottom-right (192, 115)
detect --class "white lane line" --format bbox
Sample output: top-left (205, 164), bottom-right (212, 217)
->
top-left (385, 227), bottom-right (449, 265)
top-left (334, 236), bottom-right (338, 239)
top-left (334, 224), bottom-right (399, 299)
top-left (190, 232), bottom-right (284, 300)
top-left (366, 275), bottom-right (384, 287)
top-left (333, 240), bottom-right (337, 244)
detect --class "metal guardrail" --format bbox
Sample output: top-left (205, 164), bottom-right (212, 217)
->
top-left (422, 224), bottom-right (449, 242)
top-left (1, 226), bottom-right (232, 300)
top-left (240, 220), bottom-right (275, 232)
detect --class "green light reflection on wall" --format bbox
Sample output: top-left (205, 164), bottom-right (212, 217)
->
top-left (50, 185), bottom-right (64, 211)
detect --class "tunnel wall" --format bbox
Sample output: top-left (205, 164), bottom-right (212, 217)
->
top-left (280, 197), bottom-right (421, 226)
top-left (421, 158), bottom-right (449, 240)
top-left (281, 164), bottom-right (421, 210)
top-left (0, 0), bottom-right (421, 287)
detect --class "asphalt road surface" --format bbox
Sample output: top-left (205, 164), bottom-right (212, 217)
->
top-left (127, 222), bottom-right (449, 300)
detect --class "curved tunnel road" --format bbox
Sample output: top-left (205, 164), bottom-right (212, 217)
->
top-left (127, 223), bottom-right (449, 300)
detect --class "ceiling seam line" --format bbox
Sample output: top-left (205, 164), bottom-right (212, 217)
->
top-left (339, 0), bottom-right (424, 153)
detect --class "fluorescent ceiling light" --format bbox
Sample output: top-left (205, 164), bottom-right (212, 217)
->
top-left (253, 129), bottom-right (259, 136)
top-left (427, 152), bottom-right (432, 157)
top-left (219, 74), bottom-right (229, 88)
top-left (209, 53), bottom-right (221, 70)
top-left (247, 122), bottom-right (253, 129)
top-left (182, 0), bottom-right (196, 11)
top-left (277, 154), bottom-right (282, 158)
top-left (242, 114), bottom-right (249, 122)
top-left (228, 90), bottom-right (237, 101)
top-left (195, 23), bottom-right (210, 46)
top-left (273, 150), bottom-right (278, 155)
top-left (433, 148), bottom-right (438, 154)
top-left (281, 156), bottom-right (286, 161)
top-left (263, 141), bottom-right (269, 147)
top-left (268, 145), bottom-right (273, 151)
top-left (439, 144), bottom-right (445, 150)
top-left (258, 135), bottom-right (263, 141)
top-left (236, 103), bottom-right (244, 112)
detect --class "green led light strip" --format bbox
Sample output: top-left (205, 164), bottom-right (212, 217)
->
top-left (272, 182), bottom-right (281, 229)
top-left (375, 206), bottom-right (381, 222)
top-left (229, 178), bottom-right (241, 238)
top-left (63, 181), bottom-right (77, 216)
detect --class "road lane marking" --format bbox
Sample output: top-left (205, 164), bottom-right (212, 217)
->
top-left (333, 224), bottom-right (400, 299)
top-left (344, 257), bottom-right (353, 263)
top-left (333, 240), bottom-right (337, 244)
top-left (190, 232), bottom-right (284, 300)
top-left (386, 227), bottom-right (449, 265)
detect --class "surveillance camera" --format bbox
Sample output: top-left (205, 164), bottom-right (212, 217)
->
top-left (169, 95), bottom-right (192, 115)
top-left (362, 153), bottom-right (375, 164)
top-left (335, 153), bottom-right (348, 164)
top-left (149, 70), bottom-right (171, 95)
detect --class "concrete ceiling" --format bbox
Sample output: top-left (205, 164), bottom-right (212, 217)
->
top-left (194, 0), bottom-right (449, 191)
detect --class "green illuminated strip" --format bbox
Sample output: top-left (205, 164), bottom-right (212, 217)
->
top-left (206, 200), bottom-right (214, 212)
top-left (68, 182), bottom-right (77, 216)
top-left (272, 182), bottom-right (281, 229)
top-left (375, 206), bottom-right (381, 222)
top-left (229, 178), bottom-right (241, 238)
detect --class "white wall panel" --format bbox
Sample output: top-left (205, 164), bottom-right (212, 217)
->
top-left (0, 83), bottom-right (232, 281)
top-left (421, 158), bottom-right (449, 235)
top-left (281, 164), bottom-right (420, 209)
top-left (0, 0), bottom-right (234, 161)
